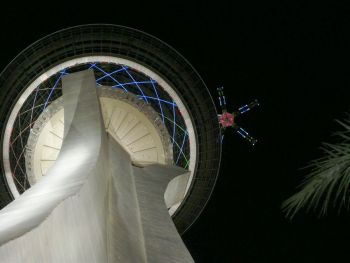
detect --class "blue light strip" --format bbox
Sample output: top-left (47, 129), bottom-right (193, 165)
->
top-left (237, 127), bottom-right (250, 138)
top-left (240, 108), bottom-right (250, 114)
top-left (171, 133), bottom-right (188, 164)
top-left (92, 64), bottom-right (128, 92)
top-left (176, 132), bottom-right (187, 164)
top-left (240, 127), bottom-right (249, 135)
top-left (124, 67), bottom-right (149, 103)
top-left (150, 78), bottom-right (165, 123)
top-left (43, 69), bottom-right (66, 109)
top-left (96, 67), bottom-right (127, 82)
top-left (88, 63), bottom-right (97, 69)
top-left (237, 130), bottom-right (246, 138)
top-left (238, 105), bottom-right (248, 111)
top-left (238, 104), bottom-right (251, 114)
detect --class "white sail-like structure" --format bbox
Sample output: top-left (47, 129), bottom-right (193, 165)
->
top-left (0, 70), bottom-right (194, 262)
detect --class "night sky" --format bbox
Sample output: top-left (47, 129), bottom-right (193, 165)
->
top-left (1, 2), bottom-right (350, 262)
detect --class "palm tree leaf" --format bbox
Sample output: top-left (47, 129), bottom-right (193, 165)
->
top-left (282, 117), bottom-right (350, 218)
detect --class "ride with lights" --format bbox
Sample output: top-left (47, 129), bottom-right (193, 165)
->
top-left (217, 87), bottom-right (259, 146)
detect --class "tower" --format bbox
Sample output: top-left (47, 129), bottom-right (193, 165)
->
top-left (0, 25), bottom-right (221, 262)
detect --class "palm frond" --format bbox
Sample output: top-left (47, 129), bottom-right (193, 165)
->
top-left (282, 119), bottom-right (350, 219)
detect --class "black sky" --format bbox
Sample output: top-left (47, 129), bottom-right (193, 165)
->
top-left (1, 2), bottom-right (350, 262)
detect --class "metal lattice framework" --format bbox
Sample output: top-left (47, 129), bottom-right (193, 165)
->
top-left (9, 62), bottom-right (190, 194)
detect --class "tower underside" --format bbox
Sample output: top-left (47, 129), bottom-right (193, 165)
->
top-left (0, 70), bottom-right (194, 262)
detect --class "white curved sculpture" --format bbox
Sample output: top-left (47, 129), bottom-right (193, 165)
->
top-left (0, 70), bottom-right (194, 262)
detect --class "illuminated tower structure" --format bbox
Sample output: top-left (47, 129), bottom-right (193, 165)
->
top-left (0, 25), bottom-right (221, 262)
